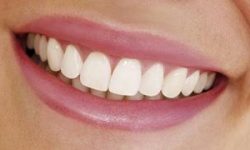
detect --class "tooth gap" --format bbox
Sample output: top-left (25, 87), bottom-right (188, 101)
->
top-left (18, 33), bottom-right (218, 101)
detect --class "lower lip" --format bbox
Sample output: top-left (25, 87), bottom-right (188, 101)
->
top-left (15, 40), bottom-right (227, 131)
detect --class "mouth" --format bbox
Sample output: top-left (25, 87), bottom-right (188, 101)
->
top-left (14, 16), bottom-right (227, 131)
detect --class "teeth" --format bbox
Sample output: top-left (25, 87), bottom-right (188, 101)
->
top-left (38, 35), bottom-right (48, 62)
top-left (182, 71), bottom-right (200, 96)
top-left (91, 89), bottom-right (106, 98)
top-left (80, 52), bottom-right (111, 92)
top-left (26, 34), bottom-right (218, 101)
top-left (34, 34), bottom-right (41, 54)
top-left (162, 68), bottom-right (188, 98)
top-left (58, 73), bottom-right (71, 84)
top-left (139, 63), bottom-right (164, 97)
top-left (194, 72), bottom-right (208, 94)
top-left (45, 66), bottom-right (57, 75)
top-left (126, 93), bottom-right (144, 100)
top-left (145, 94), bottom-right (163, 100)
top-left (27, 33), bottom-right (35, 49)
top-left (204, 73), bottom-right (216, 90)
top-left (47, 38), bottom-right (64, 72)
top-left (109, 58), bottom-right (142, 96)
top-left (107, 92), bottom-right (124, 100)
top-left (72, 77), bottom-right (89, 92)
top-left (61, 45), bottom-right (82, 79)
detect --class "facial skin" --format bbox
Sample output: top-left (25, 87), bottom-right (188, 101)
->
top-left (0, 0), bottom-right (250, 150)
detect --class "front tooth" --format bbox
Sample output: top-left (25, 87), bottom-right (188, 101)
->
top-left (162, 68), bottom-right (188, 99)
top-left (47, 38), bottom-right (64, 72)
top-left (204, 73), bottom-right (216, 90)
top-left (107, 92), bottom-right (124, 100)
top-left (80, 52), bottom-right (111, 92)
top-left (27, 33), bottom-right (35, 49)
top-left (38, 35), bottom-right (48, 62)
top-left (109, 58), bottom-right (142, 96)
top-left (61, 45), bottom-right (82, 79)
top-left (139, 63), bottom-right (164, 97)
top-left (182, 71), bottom-right (200, 96)
top-left (194, 72), bottom-right (208, 94)
top-left (34, 34), bottom-right (41, 54)
top-left (126, 93), bottom-right (144, 100)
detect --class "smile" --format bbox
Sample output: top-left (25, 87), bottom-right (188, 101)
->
top-left (14, 16), bottom-right (227, 131)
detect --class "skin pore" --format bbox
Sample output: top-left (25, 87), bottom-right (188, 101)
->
top-left (0, 0), bottom-right (250, 150)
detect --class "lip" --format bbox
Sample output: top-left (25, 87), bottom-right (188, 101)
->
top-left (16, 16), bottom-right (220, 70)
top-left (14, 16), bottom-right (227, 131)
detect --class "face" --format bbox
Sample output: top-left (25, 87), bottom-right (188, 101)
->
top-left (0, 0), bottom-right (250, 150)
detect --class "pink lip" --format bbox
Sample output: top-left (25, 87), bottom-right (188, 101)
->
top-left (14, 16), bottom-right (227, 131)
top-left (17, 16), bottom-right (219, 70)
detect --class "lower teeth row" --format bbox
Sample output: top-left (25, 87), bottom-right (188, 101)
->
top-left (24, 33), bottom-right (217, 100)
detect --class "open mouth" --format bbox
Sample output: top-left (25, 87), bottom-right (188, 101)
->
top-left (14, 17), bottom-right (227, 131)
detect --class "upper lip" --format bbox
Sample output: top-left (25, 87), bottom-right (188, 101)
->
top-left (16, 16), bottom-right (220, 71)
top-left (14, 16), bottom-right (227, 131)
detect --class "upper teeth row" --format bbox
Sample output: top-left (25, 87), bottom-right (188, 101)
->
top-left (26, 33), bottom-right (216, 100)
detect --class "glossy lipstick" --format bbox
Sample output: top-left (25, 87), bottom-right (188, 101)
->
top-left (14, 16), bottom-right (227, 131)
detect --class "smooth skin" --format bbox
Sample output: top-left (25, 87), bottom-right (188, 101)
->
top-left (0, 0), bottom-right (250, 150)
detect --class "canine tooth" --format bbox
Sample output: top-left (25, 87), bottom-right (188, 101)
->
top-left (162, 68), bottom-right (188, 98)
top-left (72, 77), bottom-right (88, 92)
top-left (80, 52), bottom-right (111, 92)
top-left (34, 34), bottom-right (41, 54)
top-left (58, 73), bottom-right (71, 84)
top-left (194, 72), bottom-right (208, 94)
top-left (47, 38), bottom-right (64, 72)
top-left (27, 33), bottom-right (35, 49)
top-left (91, 89), bottom-right (106, 98)
top-left (107, 92), bottom-right (124, 100)
top-left (61, 45), bottom-right (82, 79)
top-left (204, 73), bottom-right (216, 90)
top-left (109, 58), bottom-right (142, 96)
top-left (139, 63), bottom-right (164, 97)
top-left (38, 36), bottom-right (48, 62)
top-left (126, 93), bottom-right (144, 100)
top-left (182, 71), bottom-right (200, 96)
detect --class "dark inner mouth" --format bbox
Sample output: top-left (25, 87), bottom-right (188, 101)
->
top-left (15, 33), bottom-right (226, 101)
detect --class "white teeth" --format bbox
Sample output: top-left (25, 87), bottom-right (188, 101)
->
top-left (107, 92), bottom-right (124, 100)
top-left (145, 94), bottom-right (163, 100)
top-left (194, 72), bottom-right (208, 94)
top-left (204, 73), bottom-right (216, 90)
top-left (182, 71), bottom-right (200, 96)
top-left (34, 34), bottom-right (41, 54)
top-left (91, 89), bottom-right (106, 98)
top-left (28, 34), bottom-right (218, 100)
top-left (139, 63), bottom-right (164, 97)
top-left (27, 33), bottom-right (35, 49)
top-left (126, 93), bottom-right (144, 100)
top-left (38, 36), bottom-right (48, 62)
top-left (80, 52), bottom-right (111, 92)
top-left (61, 45), bottom-right (82, 79)
top-left (72, 77), bottom-right (89, 92)
top-left (109, 58), bottom-right (142, 96)
top-left (47, 38), bottom-right (64, 72)
top-left (162, 68), bottom-right (188, 98)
